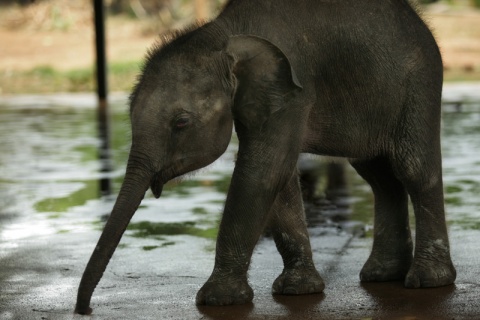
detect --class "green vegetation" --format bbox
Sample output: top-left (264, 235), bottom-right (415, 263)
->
top-left (34, 180), bottom-right (98, 213)
top-left (127, 220), bottom-right (218, 240)
top-left (142, 245), bottom-right (159, 251)
top-left (192, 207), bottom-right (209, 215)
top-left (449, 219), bottom-right (480, 230)
top-left (0, 60), bottom-right (142, 94)
top-left (446, 185), bottom-right (463, 194)
top-left (160, 174), bottom-right (231, 197)
top-left (445, 196), bottom-right (463, 205)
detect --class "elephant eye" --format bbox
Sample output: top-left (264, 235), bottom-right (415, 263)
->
top-left (174, 116), bottom-right (190, 129)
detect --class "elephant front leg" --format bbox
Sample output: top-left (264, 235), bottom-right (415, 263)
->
top-left (195, 262), bottom-right (253, 306)
top-left (269, 171), bottom-right (324, 295)
top-left (196, 162), bottom-right (288, 305)
top-left (195, 203), bottom-right (256, 306)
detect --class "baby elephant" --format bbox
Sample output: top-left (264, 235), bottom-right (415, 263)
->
top-left (75, 0), bottom-right (456, 314)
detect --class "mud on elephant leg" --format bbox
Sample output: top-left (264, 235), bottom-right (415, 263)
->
top-left (269, 171), bottom-right (325, 295)
top-left (350, 158), bottom-right (413, 282)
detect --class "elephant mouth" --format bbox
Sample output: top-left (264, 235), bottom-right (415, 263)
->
top-left (150, 164), bottom-right (185, 198)
top-left (150, 172), bottom-right (165, 198)
top-left (149, 167), bottom-right (184, 198)
top-left (149, 155), bottom-right (218, 199)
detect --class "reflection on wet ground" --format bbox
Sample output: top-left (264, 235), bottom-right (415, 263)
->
top-left (0, 84), bottom-right (479, 319)
top-left (0, 85), bottom-right (479, 253)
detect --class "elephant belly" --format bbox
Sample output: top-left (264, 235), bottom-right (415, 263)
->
top-left (301, 100), bottom-right (394, 160)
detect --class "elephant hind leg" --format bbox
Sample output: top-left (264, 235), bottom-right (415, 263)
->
top-left (269, 171), bottom-right (325, 295)
top-left (350, 157), bottom-right (413, 282)
top-left (390, 145), bottom-right (456, 288)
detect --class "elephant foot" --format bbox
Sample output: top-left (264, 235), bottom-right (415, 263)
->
top-left (404, 257), bottom-right (456, 288)
top-left (272, 266), bottom-right (325, 295)
top-left (360, 255), bottom-right (412, 282)
top-left (196, 275), bottom-right (253, 306)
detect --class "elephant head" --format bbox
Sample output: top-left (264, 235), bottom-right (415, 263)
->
top-left (75, 33), bottom-right (301, 315)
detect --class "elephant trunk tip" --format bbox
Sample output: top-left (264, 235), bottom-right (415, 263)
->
top-left (75, 283), bottom-right (94, 315)
top-left (74, 304), bottom-right (93, 315)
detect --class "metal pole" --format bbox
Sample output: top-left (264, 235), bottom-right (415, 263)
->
top-left (93, 0), bottom-right (112, 196)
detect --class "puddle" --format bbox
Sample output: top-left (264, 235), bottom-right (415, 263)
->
top-left (441, 83), bottom-right (480, 232)
top-left (0, 84), bottom-right (479, 248)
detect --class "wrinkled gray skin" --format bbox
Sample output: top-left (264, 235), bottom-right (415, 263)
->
top-left (75, 0), bottom-right (456, 314)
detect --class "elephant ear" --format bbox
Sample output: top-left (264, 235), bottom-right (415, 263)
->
top-left (225, 35), bottom-right (302, 130)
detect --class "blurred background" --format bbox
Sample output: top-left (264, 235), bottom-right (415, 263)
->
top-left (0, 0), bottom-right (479, 95)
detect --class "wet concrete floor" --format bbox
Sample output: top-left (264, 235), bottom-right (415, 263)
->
top-left (1, 224), bottom-right (480, 319)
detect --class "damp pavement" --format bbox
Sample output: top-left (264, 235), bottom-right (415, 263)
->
top-left (1, 84), bottom-right (480, 320)
top-left (2, 222), bottom-right (480, 320)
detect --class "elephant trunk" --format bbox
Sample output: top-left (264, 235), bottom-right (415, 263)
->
top-left (75, 161), bottom-right (155, 315)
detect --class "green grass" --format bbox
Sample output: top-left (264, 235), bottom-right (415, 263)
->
top-left (34, 180), bottom-right (99, 213)
top-left (127, 221), bottom-right (218, 240)
top-left (0, 60), bottom-right (142, 94)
